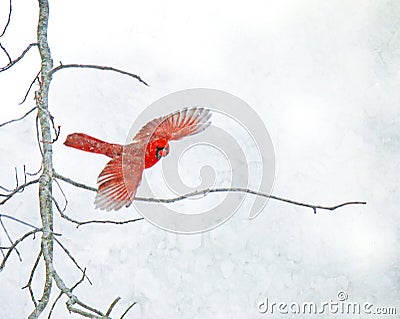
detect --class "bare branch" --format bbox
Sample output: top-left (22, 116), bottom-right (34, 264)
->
top-left (53, 179), bottom-right (141, 228)
top-left (0, 106), bottom-right (37, 128)
top-left (0, 0), bottom-right (12, 37)
top-left (50, 63), bottom-right (149, 86)
top-left (0, 178), bottom-right (40, 205)
top-left (47, 291), bottom-right (65, 319)
top-left (47, 267), bottom-right (131, 319)
top-left (15, 166), bottom-right (20, 186)
top-left (73, 217), bottom-right (145, 227)
top-left (48, 113), bottom-right (60, 144)
top-left (35, 100), bottom-right (61, 145)
top-left (0, 228), bottom-right (42, 270)
top-left (54, 237), bottom-right (92, 285)
top-left (136, 187), bottom-right (367, 214)
top-left (52, 194), bottom-right (144, 227)
top-left (53, 171), bottom-right (97, 192)
top-left (39, 252), bottom-right (106, 318)
top-left (40, 117), bottom-right (60, 144)
top-left (0, 216), bottom-right (22, 261)
top-left (65, 305), bottom-right (103, 319)
top-left (0, 214), bottom-right (38, 229)
top-left (69, 299), bottom-right (104, 318)
top-left (120, 302), bottom-right (137, 319)
top-left (0, 185), bottom-right (12, 192)
top-left (0, 167), bottom-right (20, 194)
top-left (35, 113), bottom-right (44, 156)
top-left (53, 171), bottom-right (366, 214)
top-left (19, 71), bottom-right (41, 105)
top-left (53, 178), bottom-right (68, 211)
top-left (105, 297), bottom-right (121, 317)
top-left (0, 213), bottom-right (37, 261)
top-left (22, 249), bottom-right (43, 307)
top-left (0, 43), bottom-right (38, 73)
top-left (47, 268), bottom-right (87, 319)
top-left (26, 164), bottom-right (43, 177)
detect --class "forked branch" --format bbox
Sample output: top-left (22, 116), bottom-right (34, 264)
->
top-left (0, 178), bottom-right (40, 205)
top-left (0, 43), bottom-right (38, 73)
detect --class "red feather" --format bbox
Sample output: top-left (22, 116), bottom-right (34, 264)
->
top-left (64, 133), bottom-right (123, 158)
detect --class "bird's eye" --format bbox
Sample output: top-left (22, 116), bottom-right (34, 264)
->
top-left (156, 146), bottom-right (168, 159)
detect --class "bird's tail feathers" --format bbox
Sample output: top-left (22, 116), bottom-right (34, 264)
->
top-left (64, 133), bottom-right (123, 158)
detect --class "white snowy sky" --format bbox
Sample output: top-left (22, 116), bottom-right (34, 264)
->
top-left (0, 0), bottom-right (399, 318)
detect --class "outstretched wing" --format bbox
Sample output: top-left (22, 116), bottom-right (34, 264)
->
top-left (134, 107), bottom-right (212, 142)
top-left (94, 154), bottom-right (145, 211)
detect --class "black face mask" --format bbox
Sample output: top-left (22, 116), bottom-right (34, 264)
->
top-left (156, 146), bottom-right (169, 159)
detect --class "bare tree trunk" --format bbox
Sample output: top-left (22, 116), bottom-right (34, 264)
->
top-left (29, 0), bottom-right (53, 318)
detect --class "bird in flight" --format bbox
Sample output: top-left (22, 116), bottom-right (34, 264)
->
top-left (64, 107), bottom-right (212, 211)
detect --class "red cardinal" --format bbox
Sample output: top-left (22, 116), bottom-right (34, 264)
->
top-left (64, 107), bottom-right (212, 211)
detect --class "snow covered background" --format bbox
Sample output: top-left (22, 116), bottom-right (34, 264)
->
top-left (0, 0), bottom-right (399, 318)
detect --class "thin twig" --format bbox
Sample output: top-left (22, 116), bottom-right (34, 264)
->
top-left (36, 102), bottom-right (60, 144)
top-left (54, 237), bottom-right (92, 285)
top-left (0, 213), bottom-right (38, 229)
top-left (120, 302), bottom-right (137, 319)
top-left (0, 185), bottom-right (12, 192)
top-left (0, 217), bottom-right (22, 261)
top-left (48, 113), bottom-right (60, 143)
top-left (52, 194), bottom-right (143, 227)
top-left (0, 43), bottom-right (38, 73)
top-left (0, 106), bottom-right (37, 128)
top-left (22, 249), bottom-right (43, 307)
top-left (105, 297), bottom-right (121, 316)
top-left (0, 228), bottom-right (42, 270)
top-left (71, 299), bottom-right (104, 317)
top-left (53, 172), bottom-right (367, 214)
top-left (35, 113), bottom-right (44, 156)
top-left (22, 165), bottom-right (27, 187)
top-left (50, 63), bottom-right (149, 86)
top-left (0, 0), bottom-right (12, 37)
top-left (19, 71), bottom-right (41, 105)
top-left (0, 42), bottom-right (11, 63)
top-left (0, 178), bottom-right (40, 205)
top-left (53, 178), bottom-right (68, 212)
top-left (65, 215), bottom-right (144, 227)
top-left (26, 164), bottom-right (43, 177)
top-left (14, 166), bottom-right (19, 188)
top-left (74, 217), bottom-right (144, 227)
top-left (47, 292), bottom-right (63, 319)
top-left (0, 168), bottom-right (21, 193)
